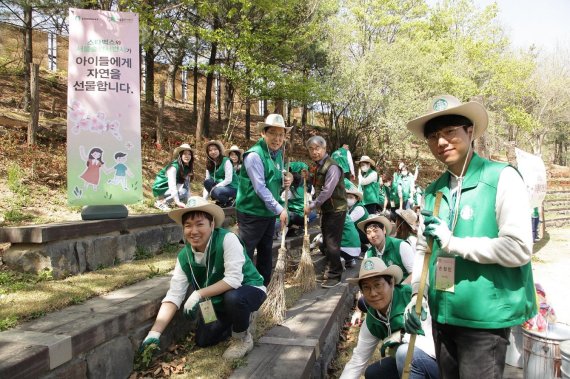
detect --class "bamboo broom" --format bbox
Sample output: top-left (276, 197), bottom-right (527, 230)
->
top-left (402, 191), bottom-right (443, 379)
top-left (260, 164), bottom-right (291, 324)
top-left (294, 176), bottom-right (316, 292)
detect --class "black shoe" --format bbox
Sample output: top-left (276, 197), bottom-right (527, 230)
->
top-left (321, 277), bottom-right (341, 288)
top-left (316, 273), bottom-right (327, 282)
top-left (345, 258), bottom-right (356, 268)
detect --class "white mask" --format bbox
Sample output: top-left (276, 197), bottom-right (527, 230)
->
top-left (361, 164), bottom-right (370, 172)
top-left (347, 198), bottom-right (356, 207)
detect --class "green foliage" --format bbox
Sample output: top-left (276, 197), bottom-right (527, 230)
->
top-left (134, 247), bottom-right (153, 260)
top-left (0, 316), bottom-right (18, 332)
top-left (134, 343), bottom-right (160, 370)
top-left (147, 264), bottom-right (160, 278)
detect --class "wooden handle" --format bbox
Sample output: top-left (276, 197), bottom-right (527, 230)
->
top-left (303, 177), bottom-right (308, 237)
top-left (402, 191), bottom-right (443, 379)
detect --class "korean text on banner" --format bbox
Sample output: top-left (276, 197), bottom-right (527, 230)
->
top-left (67, 8), bottom-right (141, 206)
top-left (515, 148), bottom-right (547, 208)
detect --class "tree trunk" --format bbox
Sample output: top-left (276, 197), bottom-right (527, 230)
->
top-left (217, 72), bottom-right (222, 122)
top-left (23, 5), bottom-right (32, 111)
top-left (28, 63), bottom-right (39, 146)
top-left (274, 99), bottom-right (284, 115)
top-left (166, 65), bottom-right (177, 100)
top-left (193, 42), bottom-right (198, 123)
top-left (263, 99), bottom-right (269, 117)
top-left (144, 45), bottom-right (155, 105)
top-left (156, 82), bottom-right (165, 147)
top-left (301, 103), bottom-right (308, 143)
top-left (203, 19), bottom-right (219, 138)
top-left (196, 100), bottom-right (204, 141)
top-left (245, 98), bottom-right (251, 140)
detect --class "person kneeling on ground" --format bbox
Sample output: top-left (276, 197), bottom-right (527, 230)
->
top-left (203, 140), bottom-right (238, 208)
top-left (152, 143), bottom-right (195, 211)
top-left (346, 179), bottom-right (369, 255)
top-left (340, 257), bottom-right (438, 379)
top-left (140, 196), bottom-right (267, 360)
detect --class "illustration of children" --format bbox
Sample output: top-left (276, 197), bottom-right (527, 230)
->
top-left (79, 146), bottom-right (110, 191)
top-left (107, 152), bottom-right (133, 190)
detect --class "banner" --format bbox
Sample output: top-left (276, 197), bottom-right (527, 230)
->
top-left (515, 148), bottom-right (547, 208)
top-left (67, 8), bottom-right (141, 206)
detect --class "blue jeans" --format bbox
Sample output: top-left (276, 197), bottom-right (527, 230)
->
top-left (432, 321), bottom-right (509, 379)
top-left (162, 185), bottom-right (189, 204)
top-left (365, 345), bottom-right (438, 379)
top-left (237, 211), bottom-right (276, 286)
top-left (194, 285), bottom-right (266, 347)
top-left (204, 178), bottom-right (237, 204)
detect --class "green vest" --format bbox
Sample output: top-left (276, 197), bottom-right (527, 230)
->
top-left (361, 170), bottom-right (380, 206)
top-left (331, 147), bottom-right (350, 174)
top-left (390, 174), bottom-right (401, 206)
top-left (365, 236), bottom-right (409, 281)
top-left (378, 185), bottom-right (387, 206)
top-left (177, 228), bottom-right (264, 312)
top-left (209, 156), bottom-right (238, 189)
top-left (342, 213), bottom-right (361, 248)
top-left (235, 139), bottom-right (284, 217)
top-left (400, 174), bottom-right (413, 202)
top-left (152, 160), bottom-right (191, 197)
top-left (311, 156), bottom-right (347, 213)
top-left (414, 186), bottom-right (423, 207)
top-left (349, 202), bottom-right (369, 225)
top-left (424, 153), bottom-right (537, 329)
top-left (366, 285), bottom-right (411, 340)
top-left (288, 184), bottom-right (305, 217)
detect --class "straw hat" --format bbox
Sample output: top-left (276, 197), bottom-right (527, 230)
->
top-left (344, 178), bottom-right (363, 200)
top-left (257, 113), bottom-right (293, 133)
top-left (406, 95), bottom-right (488, 140)
top-left (172, 143), bottom-right (195, 159)
top-left (205, 140), bottom-right (225, 156)
top-left (169, 196), bottom-right (225, 227)
top-left (226, 145), bottom-right (244, 156)
top-left (356, 155), bottom-right (376, 168)
top-left (357, 214), bottom-right (392, 235)
top-left (346, 257), bottom-right (403, 285)
top-left (395, 209), bottom-right (418, 232)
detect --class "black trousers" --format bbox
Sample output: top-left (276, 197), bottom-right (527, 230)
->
top-left (237, 211), bottom-right (276, 286)
top-left (321, 210), bottom-right (346, 279)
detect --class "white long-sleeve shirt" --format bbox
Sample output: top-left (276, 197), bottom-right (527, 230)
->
top-left (346, 149), bottom-right (355, 177)
top-left (411, 166), bottom-right (533, 294)
top-left (358, 170), bottom-right (378, 186)
top-left (205, 159), bottom-right (234, 187)
top-left (162, 232), bottom-right (266, 308)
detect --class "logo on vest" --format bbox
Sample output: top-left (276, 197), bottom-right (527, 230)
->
top-left (460, 205), bottom-right (474, 221)
top-left (363, 260), bottom-right (375, 270)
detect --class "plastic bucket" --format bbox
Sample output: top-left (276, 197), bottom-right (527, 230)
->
top-left (523, 323), bottom-right (570, 379)
top-left (561, 340), bottom-right (570, 379)
top-left (507, 324), bottom-right (524, 368)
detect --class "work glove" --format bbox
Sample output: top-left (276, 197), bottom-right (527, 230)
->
top-left (423, 215), bottom-right (452, 249)
top-left (380, 331), bottom-right (403, 357)
top-left (183, 290), bottom-right (202, 318)
top-left (139, 331), bottom-right (161, 352)
top-left (403, 295), bottom-right (428, 336)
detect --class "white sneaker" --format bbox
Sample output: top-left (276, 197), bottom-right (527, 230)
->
top-left (154, 200), bottom-right (170, 212)
top-left (222, 331), bottom-right (254, 360)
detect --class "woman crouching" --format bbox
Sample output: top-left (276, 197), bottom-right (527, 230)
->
top-left (140, 196), bottom-right (266, 359)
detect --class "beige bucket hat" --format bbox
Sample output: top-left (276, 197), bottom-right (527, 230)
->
top-left (357, 214), bottom-right (392, 235)
top-left (205, 140), bottom-right (225, 156)
top-left (257, 113), bottom-right (293, 133)
top-left (356, 155), bottom-right (376, 168)
top-left (395, 209), bottom-right (418, 232)
top-left (172, 143), bottom-right (195, 159)
top-left (226, 145), bottom-right (244, 156)
top-left (346, 257), bottom-right (403, 285)
top-left (406, 95), bottom-right (488, 140)
top-left (169, 196), bottom-right (225, 227)
top-left (344, 179), bottom-right (363, 200)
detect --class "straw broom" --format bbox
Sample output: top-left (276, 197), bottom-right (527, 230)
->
top-left (294, 176), bottom-right (316, 292)
top-left (402, 191), bottom-right (443, 379)
top-left (260, 167), bottom-right (291, 324)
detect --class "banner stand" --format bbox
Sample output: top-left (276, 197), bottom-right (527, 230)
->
top-left (81, 205), bottom-right (128, 220)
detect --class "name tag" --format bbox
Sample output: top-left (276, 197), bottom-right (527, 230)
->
top-left (435, 257), bottom-right (455, 292)
top-left (199, 299), bottom-right (218, 324)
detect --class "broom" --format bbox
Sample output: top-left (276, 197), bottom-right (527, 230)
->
top-left (260, 164), bottom-right (291, 324)
top-left (402, 191), bottom-right (443, 379)
top-left (294, 176), bottom-right (316, 292)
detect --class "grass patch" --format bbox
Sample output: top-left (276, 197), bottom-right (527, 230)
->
top-left (0, 245), bottom-right (179, 331)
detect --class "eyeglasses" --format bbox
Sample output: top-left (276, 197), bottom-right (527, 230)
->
top-left (426, 126), bottom-right (462, 144)
top-left (361, 281), bottom-right (389, 294)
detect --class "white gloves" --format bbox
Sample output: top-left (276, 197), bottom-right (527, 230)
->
top-left (183, 291), bottom-right (202, 317)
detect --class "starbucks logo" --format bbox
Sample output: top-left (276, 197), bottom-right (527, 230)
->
top-left (187, 199), bottom-right (197, 207)
top-left (433, 98), bottom-right (448, 111)
top-left (460, 205), bottom-right (474, 220)
top-left (363, 260), bottom-right (375, 270)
